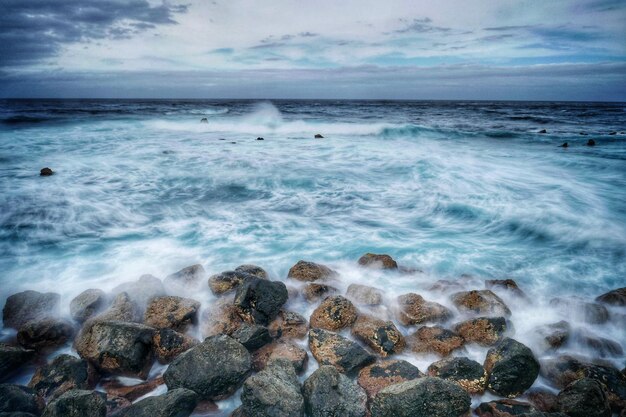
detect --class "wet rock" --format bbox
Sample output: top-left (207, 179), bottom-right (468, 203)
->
top-left (475, 399), bottom-right (536, 417)
top-left (309, 328), bottom-right (375, 376)
top-left (557, 378), bottom-right (610, 417)
top-left (549, 297), bottom-right (609, 324)
top-left (346, 284), bottom-right (383, 306)
top-left (573, 329), bottom-right (623, 357)
top-left (268, 310), bottom-right (308, 339)
top-left (28, 354), bottom-right (96, 401)
top-left (201, 299), bottom-right (243, 337)
top-left (587, 139), bottom-right (596, 146)
top-left (533, 321), bottom-right (570, 351)
top-left (163, 264), bottom-right (206, 289)
top-left (101, 376), bottom-right (163, 402)
top-left (428, 357), bottom-right (486, 394)
top-left (596, 287), bottom-right (626, 306)
top-left (208, 271), bottom-right (257, 295)
top-left (302, 283), bottom-right (338, 302)
top-left (144, 296), bottom-right (199, 331)
top-left (357, 253), bottom-right (398, 269)
top-left (234, 277), bottom-right (288, 325)
top-left (303, 365), bottom-right (367, 417)
top-left (110, 388), bottom-right (198, 417)
top-left (70, 289), bottom-right (107, 323)
top-left (0, 384), bottom-right (44, 415)
top-left (251, 341), bottom-right (308, 374)
top-left (451, 290), bottom-right (511, 317)
top-left (525, 388), bottom-right (559, 412)
top-left (395, 293), bottom-right (452, 325)
top-left (485, 279), bottom-right (527, 298)
top-left (241, 358), bottom-right (304, 417)
top-left (287, 261), bottom-right (336, 282)
top-left (200, 118), bottom-right (208, 123)
top-left (484, 338), bottom-right (540, 397)
top-left (41, 389), bottom-right (106, 417)
top-left (309, 296), bottom-right (357, 331)
top-left (454, 316), bottom-right (508, 346)
top-left (256, 137), bottom-right (264, 141)
top-left (370, 376), bottom-right (471, 417)
top-left (407, 326), bottom-right (464, 357)
top-left (231, 323), bottom-right (272, 351)
top-left (0, 344), bottom-right (34, 382)
top-left (314, 134), bottom-right (324, 138)
top-left (3, 291), bottom-right (60, 329)
top-left (235, 264), bottom-right (268, 279)
top-left (74, 321), bottom-right (155, 379)
top-left (111, 275), bottom-right (165, 310)
top-left (538, 129), bottom-right (547, 134)
top-left (16, 318), bottom-right (74, 351)
top-left (94, 292), bottom-right (140, 323)
top-left (559, 142), bottom-right (568, 148)
top-left (164, 334), bottom-right (251, 400)
top-left (40, 168), bottom-right (54, 176)
top-left (351, 315), bottom-right (405, 356)
top-left (357, 360), bottom-right (423, 399)
top-left (429, 279), bottom-right (466, 293)
top-left (152, 328), bottom-right (198, 364)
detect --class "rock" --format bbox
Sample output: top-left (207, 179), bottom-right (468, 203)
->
top-left (549, 297), bottom-right (609, 324)
top-left (429, 279), bottom-right (466, 293)
top-left (70, 289), bottom-right (107, 323)
top-left (370, 377), bottom-right (471, 417)
top-left (574, 329), bottom-right (623, 357)
top-left (309, 328), bottom-right (375, 376)
top-left (0, 410), bottom-right (40, 417)
top-left (164, 334), bottom-right (251, 400)
top-left (407, 326), bottom-right (464, 357)
top-left (94, 292), bottom-right (140, 323)
top-left (484, 338), bottom-right (540, 397)
top-left (143, 296), bottom-right (199, 331)
top-left (309, 296), bottom-right (357, 331)
top-left (0, 384), bottom-right (44, 415)
top-left (314, 134), bottom-right (324, 139)
top-left (428, 357), bottom-right (486, 394)
top-left (209, 271), bottom-right (256, 295)
top-left (303, 365), bottom-right (367, 417)
top-left (256, 137), bottom-right (264, 141)
top-left (538, 129), bottom-right (547, 134)
top-left (251, 341), bottom-right (308, 374)
top-left (41, 389), bottom-right (106, 417)
top-left (101, 376), bottom-right (163, 402)
top-left (241, 358), bottom-right (304, 417)
top-left (40, 168), bottom-right (54, 176)
top-left (200, 118), bottom-right (208, 123)
top-left (559, 142), bottom-right (568, 148)
top-left (357, 253), bottom-right (398, 269)
top-left (533, 321), bottom-right (570, 351)
top-left (28, 354), bottom-right (96, 401)
top-left (74, 321), bottom-right (155, 379)
top-left (16, 318), bottom-right (74, 351)
top-left (451, 290), bottom-right (511, 317)
top-left (234, 277), bottom-right (288, 325)
top-left (596, 287), bottom-right (626, 306)
top-left (287, 261), bottom-right (336, 282)
top-left (302, 283), bottom-right (338, 302)
top-left (111, 275), bottom-right (166, 310)
top-left (454, 316), bottom-right (508, 346)
top-left (587, 139), bottom-right (596, 146)
top-left (351, 315), bottom-right (405, 356)
top-left (556, 378), bottom-right (610, 417)
top-left (201, 299), bottom-right (243, 337)
top-left (525, 388), bottom-right (559, 412)
top-left (475, 399), bottom-right (536, 416)
top-left (231, 323), bottom-right (272, 351)
top-left (485, 279), bottom-right (527, 298)
top-left (346, 284), bottom-right (383, 306)
top-left (0, 344), bottom-right (34, 382)
top-left (395, 293), bottom-right (452, 326)
top-left (3, 291), bottom-right (60, 329)
top-left (268, 311), bottom-right (308, 339)
top-left (235, 264), bottom-right (268, 279)
top-left (152, 328), bottom-right (198, 364)
top-left (163, 264), bottom-right (206, 289)
top-left (357, 360), bottom-right (423, 399)
top-left (110, 388), bottom-right (198, 417)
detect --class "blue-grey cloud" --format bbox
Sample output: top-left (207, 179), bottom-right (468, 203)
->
top-left (391, 17), bottom-right (451, 34)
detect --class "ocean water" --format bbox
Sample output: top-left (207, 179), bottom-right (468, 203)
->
top-left (1, 99), bottom-right (625, 412)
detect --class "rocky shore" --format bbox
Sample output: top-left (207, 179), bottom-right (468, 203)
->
top-left (1, 253), bottom-right (624, 416)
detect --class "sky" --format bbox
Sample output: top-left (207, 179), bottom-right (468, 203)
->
top-left (0, 0), bottom-right (625, 100)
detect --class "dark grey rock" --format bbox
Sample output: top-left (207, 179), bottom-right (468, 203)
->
top-left (164, 265), bottom-right (206, 289)
top-left (235, 264), bottom-right (268, 279)
top-left (111, 275), bottom-right (165, 311)
top-left (28, 354), bottom-right (96, 401)
top-left (93, 292), bottom-right (140, 323)
top-left (428, 357), bottom-right (486, 394)
top-left (70, 289), bottom-right (107, 323)
top-left (596, 287), bottom-right (626, 306)
top-left (556, 378), bottom-right (611, 417)
top-left (309, 328), bottom-right (375, 376)
top-left (484, 338), bottom-right (540, 397)
top-left (152, 328), bottom-right (198, 364)
top-left (110, 388), bottom-right (198, 417)
top-left (357, 360), bottom-right (424, 400)
top-left (474, 399), bottom-right (536, 416)
top-left (303, 365), bottom-right (367, 417)
top-left (0, 344), bottom-right (34, 383)
top-left (41, 389), bottom-right (106, 417)
top-left (234, 277), bottom-right (288, 325)
top-left (16, 318), bottom-right (74, 351)
top-left (0, 384), bottom-right (44, 415)
top-left (549, 297), bottom-right (609, 324)
top-left (231, 323), bottom-right (272, 351)
top-left (3, 291), bottom-right (60, 329)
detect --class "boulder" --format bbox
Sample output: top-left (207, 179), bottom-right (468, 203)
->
top-left (357, 360), bottom-right (423, 399)
top-left (303, 365), bottom-right (367, 417)
top-left (309, 296), bottom-right (357, 331)
top-left (70, 289), bottom-right (107, 323)
top-left (0, 384), bottom-right (44, 415)
top-left (524, 388), bottom-right (559, 412)
top-left (428, 357), bottom-right (486, 394)
top-left (0, 344), bottom-right (34, 382)
top-left (201, 299), bottom-right (243, 337)
top-left (231, 323), bottom-right (272, 351)
top-left (574, 329), bottom-right (623, 357)
top-left (101, 376), bottom-right (163, 402)
top-left (407, 326), bottom-right (464, 357)
top-left (208, 271), bottom-right (256, 295)
top-left (533, 321), bottom-right (570, 351)
top-left (357, 253), bottom-right (398, 270)
top-left (235, 264), bottom-right (269, 279)
top-left (314, 134), bottom-right (324, 139)
top-left (484, 338), bottom-right (540, 397)
top-left (454, 316), bottom-right (508, 346)
top-left (309, 328), bottom-right (375, 376)
top-left (302, 283), bottom-right (338, 302)
top-left (163, 334), bottom-right (251, 400)
top-left (485, 279), bottom-right (527, 298)
top-left (16, 318), bottom-right (74, 351)
top-left (28, 354), bottom-right (96, 400)
top-left (351, 315), bottom-right (405, 356)
top-left (152, 329), bottom-right (198, 364)
top-left (164, 264), bottom-right (206, 289)
top-left (251, 341), bottom-right (308, 374)
top-left (3, 291), bottom-right (60, 329)
top-left (475, 399), bottom-right (536, 417)
top-left (93, 292), bottom-right (140, 323)
top-left (596, 287), bottom-right (626, 306)
top-left (240, 359), bottom-right (304, 417)
top-left (395, 293), bottom-right (452, 325)
top-left (287, 261), bottom-right (336, 282)
top-left (74, 321), bottom-right (155, 379)
top-left (370, 377), bottom-right (471, 417)
top-left (111, 275), bottom-right (165, 310)
top-left (346, 284), bottom-right (383, 306)
top-left (268, 311), bottom-right (308, 339)
top-left (549, 297), bottom-right (609, 324)
top-left (40, 168), bottom-right (54, 176)
top-left (429, 279), bottom-right (466, 293)
top-left (556, 378), bottom-right (611, 417)
top-left (41, 389), bottom-right (106, 417)
top-left (109, 388), bottom-right (198, 417)
top-left (143, 296), bottom-right (199, 331)
top-left (234, 277), bottom-right (288, 325)
top-left (451, 290), bottom-right (511, 317)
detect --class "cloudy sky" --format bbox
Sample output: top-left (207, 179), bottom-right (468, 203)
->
top-left (1, 0), bottom-right (625, 100)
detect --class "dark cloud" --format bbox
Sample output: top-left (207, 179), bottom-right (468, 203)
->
top-left (0, 0), bottom-right (188, 67)
top-left (391, 18), bottom-right (450, 34)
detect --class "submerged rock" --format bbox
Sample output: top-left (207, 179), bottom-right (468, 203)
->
top-left (428, 356), bottom-right (486, 394)
top-left (357, 253), bottom-right (398, 269)
top-left (163, 264), bottom-right (206, 289)
top-left (351, 315), bottom-right (405, 356)
top-left (251, 341), bottom-right (308, 374)
top-left (451, 290), bottom-right (511, 317)
top-left (559, 142), bottom-right (569, 148)
top-left (110, 388), bottom-right (198, 417)
top-left (201, 299), bottom-right (243, 337)
top-left (484, 338), bottom-right (540, 397)
top-left (94, 292), bottom-right (140, 323)
top-left (556, 378), bottom-right (611, 417)
top-left (111, 275), bottom-right (165, 311)
top-left (0, 343), bottom-right (34, 382)
top-left (70, 289), bottom-right (107, 323)
top-left (0, 384), bottom-right (45, 415)
top-left (231, 323), bottom-right (272, 351)
top-left (309, 328), bottom-right (375, 375)
top-left (573, 329), bottom-right (623, 357)
top-left (395, 293), bottom-right (452, 325)
top-left (549, 297), bottom-right (609, 324)
top-left (288, 261), bottom-right (336, 282)
top-left (152, 328), bottom-right (198, 364)
top-left (2, 291), bottom-right (60, 329)
top-left (41, 389), bottom-right (106, 417)
top-left (17, 318), bottom-right (74, 351)
top-left (524, 388), bottom-right (559, 413)
top-left (596, 287), bottom-right (626, 306)
top-left (587, 139), bottom-right (596, 146)
top-left (101, 376), bottom-right (163, 402)
top-left (314, 134), bottom-right (324, 138)
top-left (235, 264), bottom-right (269, 279)
top-left (407, 326), bottom-right (465, 357)
top-left (454, 316), bottom-right (508, 346)
top-left (533, 321), bottom-right (570, 351)
top-left (302, 283), bottom-right (338, 302)
top-left (309, 296), bottom-right (358, 331)
top-left (303, 365), bottom-right (367, 417)
top-left (143, 296), bottom-right (199, 331)
top-left (40, 167), bottom-right (54, 176)
top-left (346, 284), bottom-right (384, 306)
top-left (28, 354), bottom-right (96, 401)
top-left (268, 310), bottom-right (308, 339)
top-left (485, 279), bottom-right (527, 298)
top-left (474, 399), bottom-right (536, 417)
top-left (357, 360), bottom-right (423, 399)
top-left (234, 277), bottom-right (288, 325)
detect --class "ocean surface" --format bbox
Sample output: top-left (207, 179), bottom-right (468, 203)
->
top-left (1, 99), bottom-right (625, 411)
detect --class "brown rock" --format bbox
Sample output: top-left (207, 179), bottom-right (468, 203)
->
top-left (395, 293), bottom-right (452, 326)
top-left (102, 376), bottom-right (164, 401)
top-left (533, 321), bottom-right (570, 351)
top-left (427, 357), bottom-right (486, 394)
top-left (351, 315), bottom-right (405, 357)
top-left (164, 264), bottom-right (206, 288)
top-left (429, 279), bottom-right (465, 293)
top-left (288, 260), bottom-right (337, 282)
top-left (17, 318), bottom-right (75, 351)
top-left (208, 268), bottom-right (266, 296)
top-left (451, 290), bottom-right (511, 317)
top-left (474, 399), bottom-right (536, 417)
top-left (153, 328), bottom-right (199, 363)
top-left (407, 326), bottom-right (464, 357)
top-left (251, 341), bottom-right (308, 374)
top-left (357, 253), bottom-right (397, 269)
top-left (596, 287), bottom-right (626, 306)
top-left (268, 310), bottom-right (308, 339)
top-left (201, 299), bottom-right (243, 337)
top-left (310, 296), bottom-right (358, 331)
top-left (70, 289), bottom-right (107, 323)
top-left (105, 394), bottom-right (131, 415)
top-left (302, 283), bottom-right (338, 302)
top-left (485, 279), bottom-right (527, 298)
top-left (40, 167), bottom-right (54, 176)
top-left (144, 296), bottom-right (200, 331)
top-left (95, 292), bottom-right (140, 323)
top-left (357, 360), bottom-right (423, 399)
top-left (454, 316), bottom-right (508, 346)
top-left (524, 388), bottom-right (559, 412)
top-left (28, 354), bottom-right (98, 401)
top-left (309, 328), bottom-right (375, 376)
top-left (346, 284), bottom-right (384, 306)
